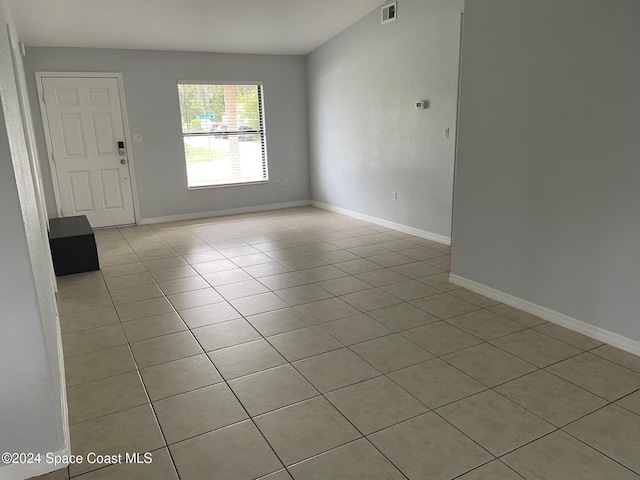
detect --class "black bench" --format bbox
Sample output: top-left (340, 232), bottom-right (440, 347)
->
top-left (49, 215), bottom-right (100, 276)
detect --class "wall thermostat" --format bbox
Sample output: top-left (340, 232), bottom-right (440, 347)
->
top-left (415, 100), bottom-right (428, 110)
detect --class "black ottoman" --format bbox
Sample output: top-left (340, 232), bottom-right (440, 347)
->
top-left (49, 216), bottom-right (100, 276)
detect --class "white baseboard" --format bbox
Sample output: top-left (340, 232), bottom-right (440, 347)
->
top-left (449, 274), bottom-right (640, 357)
top-left (0, 446), bottom-right (70, 480)
top-left (139, 200), bottom-right (312, 225)
top-left (311, 201), bottom-right (451, 245)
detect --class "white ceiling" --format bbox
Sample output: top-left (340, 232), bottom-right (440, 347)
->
top-left (8, 0), bottom-right (384, 55)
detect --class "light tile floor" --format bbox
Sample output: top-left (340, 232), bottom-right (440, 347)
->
top-left (35, 207), bottom-right (640, 479)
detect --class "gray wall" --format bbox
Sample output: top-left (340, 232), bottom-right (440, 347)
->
top-left (307, 0), bottom-right (464, 238)
top-left (1, 5), bottom-right (67, 477)
top-left (23, 48), bottom-right (310, 221)
top-left (452, 0), bottom-right (640, 342)
top-left (0, 103), bottom-right (64, 464)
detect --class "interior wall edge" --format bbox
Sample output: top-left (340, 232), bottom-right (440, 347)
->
top-left (0, 0), bottom-right (69, 469)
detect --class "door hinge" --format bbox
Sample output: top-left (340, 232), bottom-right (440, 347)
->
top-left (42, 93), bottom-right (46, 105)
top-left (51, 152), bottom-right (55, 163)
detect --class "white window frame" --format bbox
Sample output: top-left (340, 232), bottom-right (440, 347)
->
top-left (177, 80), bottom-right (269, 189)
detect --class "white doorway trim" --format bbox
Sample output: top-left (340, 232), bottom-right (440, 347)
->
top-left (35, 71), bottom-right (141, 225)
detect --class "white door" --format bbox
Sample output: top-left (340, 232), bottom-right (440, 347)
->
top-left (41, 76), bottom-right (135, 228)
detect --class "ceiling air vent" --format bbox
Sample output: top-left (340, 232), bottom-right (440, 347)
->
top-left (381, 2), bottom-right (397, 24)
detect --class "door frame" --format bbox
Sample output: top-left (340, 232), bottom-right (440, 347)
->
top-left (35, 71), bottom-right (141, 226)
top-left (449, 10), bottom-right (465, 252)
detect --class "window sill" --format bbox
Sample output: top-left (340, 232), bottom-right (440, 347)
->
top-left (187, 180), bottom-right (270, 190)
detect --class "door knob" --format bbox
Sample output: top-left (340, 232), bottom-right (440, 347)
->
top-left (120, 158), bottom-right (126, 164)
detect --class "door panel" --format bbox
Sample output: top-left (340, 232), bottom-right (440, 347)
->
top-left (54, 87), bottom-right (80, 106)
top-left (99, 169), bottom-right (125, 210)
top-left (68, 170), bottom-right (94, 213)
top-left (87, 88), bottom-right (111, 106)
top-left (58, 114), bottom-right (86, 157)
top-left (42, 77), bottom-right (135, 228)
top-left (91, 113), bottom-right (116, 156)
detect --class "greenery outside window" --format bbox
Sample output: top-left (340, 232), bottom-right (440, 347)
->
top-left (177, 82), bottom-right (268, 188)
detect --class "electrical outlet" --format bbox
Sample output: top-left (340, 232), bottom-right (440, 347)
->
top-left (132, 134), bottom-right (143, 143)
top-left (392, 191), bottom-right (398, 201)
top-left (283, 178), bottom-right (288, 186)
top-left (275, 179), bottom-right (281, 187)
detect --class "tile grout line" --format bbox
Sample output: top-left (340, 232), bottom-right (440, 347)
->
top-left (120, 216), bottom-right (442, 478)
top-left (67, 242), bottom-right (639, 404)
top-left (58, 208), bottom-right (640, 479)
top-left (68, 261), bottom-right (183, 480)
top-left (179, 320), bottom-right (291, 478)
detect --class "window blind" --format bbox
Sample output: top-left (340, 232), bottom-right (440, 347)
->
top-left (177, 83), bottom-right (268, 188)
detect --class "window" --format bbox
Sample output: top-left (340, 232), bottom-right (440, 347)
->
top-left (177, 82), bottom-right (268, 188)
